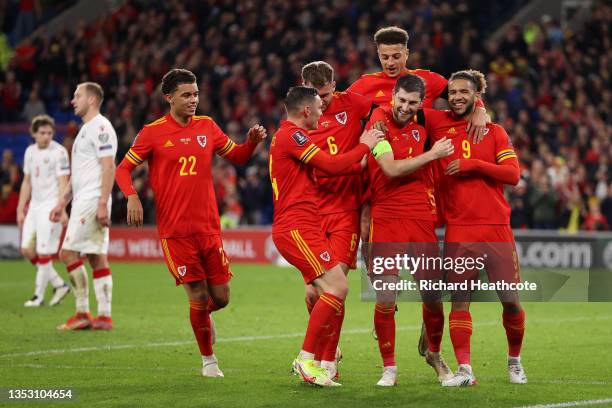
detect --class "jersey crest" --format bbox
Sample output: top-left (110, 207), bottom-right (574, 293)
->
top-left (335, 111), bottom-right (347, 125)
top-left (197, 135), bottom-right (207, 148)
top-left (412, 129), bottom-right (420, 142)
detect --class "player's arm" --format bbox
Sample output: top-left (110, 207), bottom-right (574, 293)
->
top-left (115, 131), bottom-right (151, 227)
top-left (49, 179), bottom-right (72, 222)
top-left (216, 124), bottom-right (267, 165)
top-left (306, 129), bottom-right (383, 174)
top-left (16, 174), bottom-right (31, 229)
top-left (373, 137), bottom-right (454, 178)
top-left (445, 127), bottom-right (520, 185)
top-left (97, 156), bottom-right (115, 227)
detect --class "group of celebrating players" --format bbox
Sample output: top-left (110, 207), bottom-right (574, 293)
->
top-left (19, 25), bottom-right (527, 388)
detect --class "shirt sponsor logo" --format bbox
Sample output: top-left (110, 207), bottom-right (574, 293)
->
top-left (375, 90), bottom-right (385, 98)
top-left (335, 111), bottom-right (347, 125)
top-left (180, 138), bottom-right (191, 144)
top-left (448, 127), bottom-right (456, 134)
top-left (320, 120), bottom-right (331, 128)
top-left (99, 145), bottom-right (113, 151)
top-left (412, 129), bottom-right (420, 142)
top-left (320, 251), bottom-right (330, 262)
top-left (164, 140), bottom-right (174, 147)
top-left (177, 265), bottom-right (187, 276)
top-left (291, 131), bottom-right (309, 146)
top-left (197, 135), bottom-right (207, 148)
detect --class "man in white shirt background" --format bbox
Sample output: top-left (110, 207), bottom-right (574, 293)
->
top-left (50, 82), bottom-right (117, 331)
top-left (17, 114), bottom-right (71, 307)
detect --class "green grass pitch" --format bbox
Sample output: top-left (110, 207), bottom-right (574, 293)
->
top-left (1, 260), bottom-right (611, 408)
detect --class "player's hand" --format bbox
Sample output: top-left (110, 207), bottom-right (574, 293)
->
top-left (127, 194), bottom-right (144, 227)
top-left (445, 159), bottom-right (465, 176)
top-left (97, 201), bottom-right (110, 227)
top-left (60, 209), bottom-right (69, 227)
top-left (431, 137), bottom-right (455, 159)
top-left (247, 124), bottom-right (267, 144)
top-left (49, 204), bottom-right (63, 222)
top-left (371, 120), bottom-right (388, 133)
top-left (467, 107), bottom-right (489, 144)
top-left (17, 210), bottom-right (25, 229)
top-left (360, 128), bottom-right (385, 149)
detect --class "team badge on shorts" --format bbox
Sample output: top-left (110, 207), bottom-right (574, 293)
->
top-left (320, 251), bottom-right (330, 262)
top-left (177, 265), bottom-right (187, 277)
top-left (335, 111), bottom-right (347, 125)
top-left (197, 135), bottom-right (207, 148)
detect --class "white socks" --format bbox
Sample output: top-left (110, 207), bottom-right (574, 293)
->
top-left (93, 275), bottom-right (113, 317)
top-left (68, 264), bottom-right (89, 313)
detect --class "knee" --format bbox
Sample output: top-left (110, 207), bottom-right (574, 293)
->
top-left (502, 302), bottom-right (522, 314)
top-left (59, 250), bottom-right (75, 265)
top-left (211, 292), bottom-right (229, 309)
top-left (423, 301), bottom-right (443, 314)
top-left (332, 279), bottom-right (349, 300)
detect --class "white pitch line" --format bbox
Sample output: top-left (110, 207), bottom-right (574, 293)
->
top-left (0, 315), bottom-right (610, 360)
top-left (515, 398), bottom-right (612, 408)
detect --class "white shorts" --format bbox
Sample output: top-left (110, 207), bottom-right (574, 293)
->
top-left (21, 206), bottom-right (63, 255)
top-left (62, 198), bottom-right (111, 255)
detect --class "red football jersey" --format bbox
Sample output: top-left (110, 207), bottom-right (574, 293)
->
top-left (124, 114), bottom-right (242, 237)
top-left (309, 91), bottom-right (371, 214)
top-left (367, 107), bottom-right (436, 221)
top-left (423, 108), bottom-right (517, 225)
top-left (347, 68), bottom-right (447, 108)
top-left (269, 120), bottom-right (323, 232)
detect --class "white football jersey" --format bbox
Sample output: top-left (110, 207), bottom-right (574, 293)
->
top-left (23, 140), bottom-right (70, 208)
top-left (71, 114), bottom-right (117, 202)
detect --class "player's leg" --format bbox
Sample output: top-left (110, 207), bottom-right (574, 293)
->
top-left (87, 253), bottom-right (113, 330)
top-left (20, 211), bottom-right (44, 306)
top-left (274, 228), bottom-right (342, 386)
top-left (37, 212), bottom-right (70, 306)
top-left (183, 279), bottom-right (223, 378)
top-left (55, 248), bottom-right (93, 330)
top-left (502, 299), bottom-right (527, 384)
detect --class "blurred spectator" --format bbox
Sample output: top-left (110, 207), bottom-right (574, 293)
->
top-left (22, 87), bottom-right (46, 122)
top-left (529, 174), bottom-right (558, 229)
top-left (601, 182), bottom-right (612, 229)
top-left (0, 149), bottom-right (21, 223)
top-left (582, 197), bottom-right (609, 231)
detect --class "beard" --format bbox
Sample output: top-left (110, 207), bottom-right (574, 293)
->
top-left (452, 98), bottom-right (475, 118)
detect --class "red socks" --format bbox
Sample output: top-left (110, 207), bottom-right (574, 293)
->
top-left (374, 303), bottom-right (396, 367)
top-left (322, 306), bottom-right (345, 362)
top-left (449, 310), bottom-right (472, 365)
top-left (503, 309), bottom-right (525, 357)
top-left (189, 300), bottom-right (212, 356)
top-left (422, 304), bottom-right (444, 353)
top-left (302, 293), bottom-right (344, 355)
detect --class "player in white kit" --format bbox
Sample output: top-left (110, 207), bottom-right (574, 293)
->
top-left (17, 115), bottom-right (71, 307)
top-left (50, 82), bottom-right (117, 331)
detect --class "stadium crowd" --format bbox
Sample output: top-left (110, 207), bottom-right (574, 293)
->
top-left (0, 0), bottom-right (610, 231)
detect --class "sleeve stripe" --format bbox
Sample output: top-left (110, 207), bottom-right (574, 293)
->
top-left (125, 154), bottom-right (140, 166)
top-left (126, 152), bottom-right (143, 164)
top-left (298, 144), bottom-right (317, 161)
top-left (301, 147), bottom-right (320, 164)
top-left (495, 148), bottom-right (514, 158)
top-left (128, 149), bottom-right (143, 162)
top-left (217, 140), bottom-right (236, 157)
top-left (497, 153), bottom-right (518, 163)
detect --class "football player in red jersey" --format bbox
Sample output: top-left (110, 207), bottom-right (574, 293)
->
top-left (349, 26), bottom-right (489, 357)
top-left (299, 61), bottom-right (373, 379)
top-left (366, 74), bottom-right (455, 386)
top-left (270, 86), bottom-right (383, 386)
top-left (115, 69), bottom-right (267, 378)
top-left (421, 70), bottom-right (526, 386)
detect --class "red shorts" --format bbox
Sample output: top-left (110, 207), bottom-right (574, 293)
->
top-left (444, 225), bottom-right (520, 284)
top-left (369, 218), bottom-right (440, 280)
top-left (160, 234), bottom-right (232, 286)
top-left (273, 228), bottom-right (338, 284)
top-left (320, 211), bottom-right (360, 269)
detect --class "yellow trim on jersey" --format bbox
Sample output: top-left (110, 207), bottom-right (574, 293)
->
top-left (496, 148), bottom-right (517, 163)
top-left (145, 117), bottom-right (167, 127)
top-left (299, 144), bottom-right (320, 164)
top-left (126, 150), bottom-right (143, 165)
top-left (217, 139), bottom-right (236, 157)
top-left (125, 154), bottom-right (139, 166)
top-left (290, 230), bottom-right (324, 276)
top-left (161, 239), bottom-right (179, 280)
top-left (193, 115), bottom-right (212, 121)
